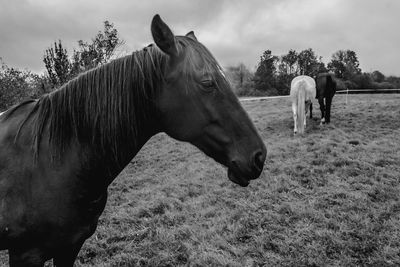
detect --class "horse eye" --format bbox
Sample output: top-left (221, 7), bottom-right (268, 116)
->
top-left (201, 80), bottom-right (215, 88)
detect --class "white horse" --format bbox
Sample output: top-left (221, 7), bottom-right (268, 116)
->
top-left (290, 75), bottom-right (316, 134)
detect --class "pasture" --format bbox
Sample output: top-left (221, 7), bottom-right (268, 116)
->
top-left (1, 94), bottom-right (400, 266)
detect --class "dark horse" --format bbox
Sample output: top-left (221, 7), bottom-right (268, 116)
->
top-left (0, 15), bottom-right (266, 266)
top-left (316, 73), bottom-right (336, 124)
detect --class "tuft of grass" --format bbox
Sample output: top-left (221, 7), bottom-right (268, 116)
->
top-left (1, 94), bottom-right (400, 266)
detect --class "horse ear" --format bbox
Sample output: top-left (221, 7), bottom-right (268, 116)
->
top-left (151, 14), bottom-right (178, 57)
top-left (185, 31), bottom-right (197, 41)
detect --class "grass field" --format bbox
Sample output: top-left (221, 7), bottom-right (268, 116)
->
top-left (1, 94), bottom-right (400, 266)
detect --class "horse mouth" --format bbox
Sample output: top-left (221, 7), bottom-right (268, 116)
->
top-left (227, 165), bottom-right (250, 187)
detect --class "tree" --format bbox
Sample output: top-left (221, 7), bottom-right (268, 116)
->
top-left (386, 76), bottom-right (400, 88)
top-left (225, 63), bottom-right (254, 96)
top-left (275, 50), bottom-right (298, 95)
top-left (327, 50), bottom-right (361, 80)
top-left (315, 59), bottom-right (328, 74)
top-left (226, 63), bottom-right (251, 88)
top-left (73, 21), bottom-right (124, 72)
top-left (297, 48), bottom-right (321, 77)
top-left (352, 73), bottom-right (373, 89)
top-left (43, 40), bottom-right (71, 87)
top-left (371, 70), bottom-right (385, 83)
top-left (43, 21), bottom-right (124, 89)
top-left (0, 59), bottom-right (40, 110)
top-left (253, 50), bottom-right (278, 94)
top-left (274, 49), bottom-right (326, 95)
top-left (281, 49), bottom-right (298, 75)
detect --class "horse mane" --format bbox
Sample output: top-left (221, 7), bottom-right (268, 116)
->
top-left (13, 45), bottom-right (167, 162)
top-left (9, 36), bottom-right (221, 163)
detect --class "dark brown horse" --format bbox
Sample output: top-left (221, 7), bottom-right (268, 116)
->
top-left (316, 73), bottom-right (336, 124)
top-left (0, 15), bottom-right (266, 266)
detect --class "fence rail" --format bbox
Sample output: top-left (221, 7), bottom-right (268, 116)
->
top-left (240, 89), bottom-right (400, 102)
top-left (240, 95), bottom-right (290, 102)
top-left (336, 88), bottom-right (400, 93)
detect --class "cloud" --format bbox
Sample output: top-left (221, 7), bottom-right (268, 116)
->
top-left (0, 0), bottom-right (399, 76)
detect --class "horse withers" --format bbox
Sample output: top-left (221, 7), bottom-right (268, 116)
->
top-left (290, 75), bottom-right (316, 134)
top-left (316, 73), bottom-right (336, 124)
top-left (0, 15), bottom-right (266, 266)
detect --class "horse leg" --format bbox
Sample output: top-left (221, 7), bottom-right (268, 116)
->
top-left (292, 103), bottom-right (297, 134)
top-left (9, 248), bottom-right (46, 267)
top-left (310, 103), bottom-right (313, 119)
top-left (53, 242), bottom-right (84, 267)
top-left (318, 97), bottom-right (325, 124)
top-left (325, 96), bottom-right (332, 123)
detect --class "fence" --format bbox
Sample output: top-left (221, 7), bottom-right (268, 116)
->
top-left (336, 88), bottom-right (400, 94)
top-left (240, 89), bottom-right (400, 102)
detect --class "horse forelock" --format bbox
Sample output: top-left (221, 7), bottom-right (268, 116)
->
top-left (17, 47), bottom-right (168, 162)
top-left (176, 37), bottom-right (226, 88)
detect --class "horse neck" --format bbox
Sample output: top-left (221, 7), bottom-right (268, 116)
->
top-left (83, 121), bottom-right (158, 186)
top-left (42, 54), bottom-right (164, 180)
top-left (79, 68), bottom-right (161, 178)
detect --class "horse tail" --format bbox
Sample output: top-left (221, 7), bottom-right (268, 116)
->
top-left (297, 80), bottom-right (306, 134)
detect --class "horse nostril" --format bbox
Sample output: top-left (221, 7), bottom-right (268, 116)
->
top-left (253, 151), bottom-right (265, 172)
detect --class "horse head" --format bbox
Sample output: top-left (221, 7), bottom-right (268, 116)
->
top-left (151, 15), bottom-right (266, 186)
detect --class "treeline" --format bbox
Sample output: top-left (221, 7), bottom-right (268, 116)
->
top-left (0, 21), bottom-right (123, 110)
top-left (1, 22), bottom-right (400, 111)
top-left (225, 49), bottom-right (400, 96)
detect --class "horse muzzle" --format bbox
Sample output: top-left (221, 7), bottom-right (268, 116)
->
top-left (227, 149), bottom-right (266, 187)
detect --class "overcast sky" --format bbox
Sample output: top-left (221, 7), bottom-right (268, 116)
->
top-left (0, 0), bottom-right (399, 76)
